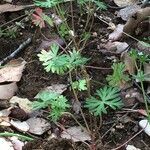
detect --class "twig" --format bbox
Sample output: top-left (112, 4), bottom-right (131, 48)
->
top-left (0, 37), bottom-right (32, 65)
top-left (85, 65), bottom-right (112, 70)
top-left (112, 122), bottom-right (147, 150)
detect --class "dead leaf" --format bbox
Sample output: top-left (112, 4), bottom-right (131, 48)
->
top-left (0, 108), bottom-right (11, 117)
top-left (123, 7), bottom-right (150, 36)
top-left (35, 84), bottom-right (68, 97)
top-left (144, 63), bottom-right (150, 81)
top-left (61, 126), bottom-right (91, 142)
top-left (0, 82), bottom-right (18, 99)
top-left (0, 138), bottom-right (14, 150)
top-left (10, 120), bottom-right (29, 132)
top-left (0, 58), bottom-right (26, 83)
top-left (9, 96), bottom-right (32, 113)
top-left (9, 137), bottom-right (24, 150)
top-left (122, 52), bottom-right (135, 74)
top-left (126, 145), bottom-right (141, 150)
top-left (108, 24), bottom-right (124, 41)
top-left (26, 117), bottom-right (51, 135)
top-left (114, 0), bottom-right (137, 7)
top-left (36, 38), bottom-right (64, 52)
top-left (0, 117), bottom-right (11, 126)
top-left (117, 4), bottom-right (140, 21)
top-left (0, 4), bottom-right (30, 14)
top-left (72, 99), bottom-right (81, 114)
top-left (105, 41), bottom-right (128, 53)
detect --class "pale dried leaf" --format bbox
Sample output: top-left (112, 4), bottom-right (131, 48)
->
top-left (10, 137), bottom-right (24, 150)
top-left (0, 117), bottom-right (11, 126)
top-left (0, 58), bottom-right (26, 83)
top-left (0, 4), bottom-right (33, 14)
top-left (126, 145), bottom-right (141, 150)
top-left (10, 120), bottom-right (30, 132)
top-left (144, 63), bottom-right (150, 81)
top-left (36, 38), bottom-right (64, 52)
top-left (26, 117), bottom-right (51, 135)
top-left (0, 82), bottom-right (18, 99)
top-left (0, 108), bottom-right (11, 117)
top-left (9, 96), bottom-right (32, 113)
top-left (36, 84), bottom-right (68, 96)
top-left (0, 138), bottom-right (14, 150)
top-left (61, 126), bottom-right (91, 142)
top-left (117, 4), bottom-right (140, 21)
top-left (122, 52), bottom-right (135, 74)
top-left (114, 0), bottom-right (137, 7)
top-left (108, 24), bottom-right (124, 41)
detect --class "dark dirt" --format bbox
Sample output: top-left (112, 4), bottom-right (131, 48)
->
top-left (0, 0), bottom-right (150, 150)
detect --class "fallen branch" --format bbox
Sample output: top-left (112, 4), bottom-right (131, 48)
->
top-left (0, 38), bottom-right (32, 65)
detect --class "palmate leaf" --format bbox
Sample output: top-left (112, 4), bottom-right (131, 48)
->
top-left (85, 86), bottom-right (123, 116)
top-left (34, 0), bottom-right (63, 8)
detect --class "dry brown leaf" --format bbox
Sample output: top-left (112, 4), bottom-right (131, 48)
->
top-left (0, 4), bottom-right (33, 14)
top-left (10, 120), bottom-right (30, 132)
top-left (114, 0), bottom-right (137, 7)
top-left (9, 96), bottom-right (32, 113)
top-left (26, 117), bottom-right (51, 135)
top-left (0, 58), bottom-right (26, 83)
top-left (9, 137), bottom-right (24, 150)
top-left (108, 24), bottom-right (124, 41)
top-left (61, 126), bottom-right (91, 142)
top-left (0, 82), bottom-right (18, 99)
top-left (123, 7), bottom-right (150, 36)
top-left (0, 138), bottom-right (14, 150)
top-left (117, 4), bottom-right (140, 21)
top-left (122, 51), bottom-right (135, 74)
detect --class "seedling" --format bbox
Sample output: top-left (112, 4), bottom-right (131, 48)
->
top-left (38, 43), bottom-right (88, 74)
top-left (106, 62), bottom-right (130, 87)
top-left (32, 91), bottom-right (70, 121)
top-left (72, 79), bottom-right (87, 91)
top-left (85, 86), bottom-right (123, 116)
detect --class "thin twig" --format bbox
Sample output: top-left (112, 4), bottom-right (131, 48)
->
top-left (0, 38), bottom-right (32, 65)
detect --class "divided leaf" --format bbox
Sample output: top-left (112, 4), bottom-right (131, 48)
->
top-left (85, 86), bottom-right (123, 116)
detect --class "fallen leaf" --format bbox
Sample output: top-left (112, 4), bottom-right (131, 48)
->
top-left (0, 4), bottom-right (31, 14)
top-left (26, 117), bottom-right (51, 135)
top-left (139, 119), bottom-right (150, 136)
top-left (10, 96), bottom-right (32, 113)
top-left (0, 82), bottom-right (18, 99)
top-left (35, 84), bottom-right (68, 97)
top-left (114, 0), bottom-right (137, 7)
top-left (0, 117), bottom-right (11, 126)
top-left (105, 41), bottom-right (128, 53)
top-left (123, 7), bottom-right (150, 36)
top-left (144, 63), bottom-right (150, 81)
top-left (36, 38), bottom-right (64, 52)
top-left (10, 120), bottom-right (29, 132)
top-left (0, 58), bottom-right (26, 83)
top-left (0, 108), bottom-right (11, 117)
top-left (117, 4), bottom-right (140, 21)
top-left (61, 126), bottom-right (91, 142)
top-left (126, 145), bottom-right (141, 150)
top-left (0, 138), bottom-right (14, 150)
top-left (9, 137), bottom-right (24, 150)
top-left (122, 52), bottom-right (135, 74)
top-left (108, 24), bottom-right (124, 41)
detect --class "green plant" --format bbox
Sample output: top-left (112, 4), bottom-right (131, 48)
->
top-left (38, 43), bottom-right (88, 74)
top-left (133, 70), bottom-right (150, 122)
top-left (0, 27), bottom-right (17, 38)
top-left (33, 91), bottom-right (70, 121)
top-left (85, 86), bottom-right (123, 116)
top-left (106, 62), bottom-right (130, 87)
top-left (72, 79), bottom-right (87, 91)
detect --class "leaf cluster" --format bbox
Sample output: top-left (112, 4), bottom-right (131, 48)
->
top-left (38, 43), bottom-right (88, 74)
top-left (32, 91), bottom-right (70, 121)
top-left (72, 79), bottom-right (87, 91)
top-left (85, 86), bottom-right (123, 116)
top-left (106, 62), bottom-right (130, 87)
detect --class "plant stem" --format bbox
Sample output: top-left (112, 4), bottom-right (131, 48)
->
top-left (140, 81), bottom-right (150, 122)
top-left (0, 132), bottom-right (33, 141)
